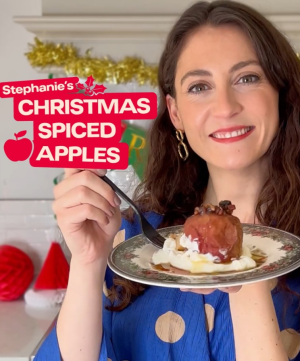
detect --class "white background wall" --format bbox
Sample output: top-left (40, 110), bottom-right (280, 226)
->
top-left (0, 0), bottom-right (300, 199)
top-left (42, 0), bottom-right (300, 15)
top-left (0, 0), bottom-right (62, 199)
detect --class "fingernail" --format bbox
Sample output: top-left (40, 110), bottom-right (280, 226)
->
top-left (180, 288), bottom-right (190, 292)
top-left (114, 196), bottom-right (121, 206)
top-left (96, 169), bottom-right (106, 176)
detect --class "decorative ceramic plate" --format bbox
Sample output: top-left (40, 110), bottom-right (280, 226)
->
top-left (107, 224), bottom-right (300, 288)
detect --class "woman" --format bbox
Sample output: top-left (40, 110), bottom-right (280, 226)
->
top-left (35, 1), bottom-right (300, 360)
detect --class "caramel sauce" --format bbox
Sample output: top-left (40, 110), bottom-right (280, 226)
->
top-left (151, 252), bottom-right (267, 276)
top-left (151, 263), bottom-right (238, 276)
top-left (151, 264), bottom-right (191, 275)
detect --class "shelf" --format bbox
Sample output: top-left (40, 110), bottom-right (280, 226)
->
top-left (13, 14), bottom-right (300, 46)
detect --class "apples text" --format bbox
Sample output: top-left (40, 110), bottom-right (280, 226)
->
top-left (36, 146), bottom-right (120, 163)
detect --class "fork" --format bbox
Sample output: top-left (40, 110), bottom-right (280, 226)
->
top-left (101, 175), bottom-right (165, 249)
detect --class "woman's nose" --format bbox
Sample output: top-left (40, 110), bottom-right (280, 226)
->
top-left (210, 87), bottom-right (242, 119)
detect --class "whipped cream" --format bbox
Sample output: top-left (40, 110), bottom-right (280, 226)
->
top-left (152, 234), bottom-right (256, 274)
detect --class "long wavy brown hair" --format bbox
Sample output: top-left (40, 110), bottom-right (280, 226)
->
top-left (106, 0), bottom-right (300, 312)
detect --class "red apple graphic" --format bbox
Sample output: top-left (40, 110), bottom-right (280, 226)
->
top-left (4, 130), bottom-right (33, 162)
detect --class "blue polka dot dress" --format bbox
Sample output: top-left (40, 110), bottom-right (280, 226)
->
top-left (35, 212), bottom-right (300, 361)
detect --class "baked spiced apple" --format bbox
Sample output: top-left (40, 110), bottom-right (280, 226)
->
top-left (183, 200), bottom-right (243, 263)
top-left (152, 200), bottom-right (256, 273)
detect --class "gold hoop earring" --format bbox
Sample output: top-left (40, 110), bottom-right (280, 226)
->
top-left (176, 129), bottom-right (189, 161)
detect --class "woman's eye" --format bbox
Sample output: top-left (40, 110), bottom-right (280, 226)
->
top-left (237, 74), bottom-right (260, 84)
top-left (187, 83), bottom-right (209, 93)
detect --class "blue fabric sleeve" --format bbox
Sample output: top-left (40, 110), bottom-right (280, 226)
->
top-left (101, 212), bottom-right (163, 360)
top-left (34, 211), bottom-right (163, 360)
top-left (33, 323), bottom-right (113, 361)
top-left (34, 324), bottom-right (61, 360)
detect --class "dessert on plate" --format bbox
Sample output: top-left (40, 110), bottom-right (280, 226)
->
top-left (152, 201), bottom-right (257, 274)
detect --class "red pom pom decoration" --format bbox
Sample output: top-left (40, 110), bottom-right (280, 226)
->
top-left (0, 245), bottom-right (34, 301)
top-left (34, 242), bottom-right (69, 290)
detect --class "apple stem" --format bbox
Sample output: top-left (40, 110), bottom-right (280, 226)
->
top-left (14, 133), bottom-right (18, 141)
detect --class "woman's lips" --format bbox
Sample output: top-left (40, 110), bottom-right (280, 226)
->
top-left (209, 126), bottom-right (255, 143)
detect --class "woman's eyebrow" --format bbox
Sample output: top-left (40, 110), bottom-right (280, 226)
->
top-left (229, 60), bottom-right (260, 73)
top-left (180, 60), bottom-right (260, 86)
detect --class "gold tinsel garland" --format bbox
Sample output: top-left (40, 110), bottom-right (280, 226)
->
top-left (26, 38), bottom-right (299, 86)
top-left (25, 38), bottom-right (158, 86)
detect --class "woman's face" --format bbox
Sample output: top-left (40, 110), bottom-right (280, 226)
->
top-left (167, 25), bottom-right (279, 170)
